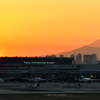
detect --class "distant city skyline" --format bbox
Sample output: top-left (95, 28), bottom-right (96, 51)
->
top-left (0, 0), bottom-right (100, 57)
top-left (71, 53), bottom-right (97, 64)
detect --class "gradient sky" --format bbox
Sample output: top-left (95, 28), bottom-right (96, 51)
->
top-left (0, 0), bottom-right (100, 57)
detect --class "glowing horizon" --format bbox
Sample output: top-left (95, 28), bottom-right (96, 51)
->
top-left (0, 0), bottom-right (100, 57)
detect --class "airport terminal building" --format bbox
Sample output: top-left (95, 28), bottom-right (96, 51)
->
top-left (0, 57), bottom-right (73, 64)
top-left (0, 57), bottom-right (100, 80)
top-left (0, 57), bottom-right (74, 79)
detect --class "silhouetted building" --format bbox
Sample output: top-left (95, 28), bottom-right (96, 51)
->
top-left (71, 54), bottom-right (75, 58)
top-left (75, 53), bottom-right (82, 64)
top-left (83, 54), bottom-right (97, 64)
top-left (60, 55), bottom-right (64, 58)
top-left (71, 54), bottom-right (75, 64)
top-left (46, 54), bottom-right (56, 58)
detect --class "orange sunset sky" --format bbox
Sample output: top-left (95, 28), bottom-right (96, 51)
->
top-left (0, 0), bottom-right (100, 57)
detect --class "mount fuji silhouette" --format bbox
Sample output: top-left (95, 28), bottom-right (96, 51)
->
top-left (56, 39), bottom-right (100, 60)
top-left (89, 39), bottom-right (100, 48)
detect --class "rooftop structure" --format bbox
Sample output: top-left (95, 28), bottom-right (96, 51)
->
top-left (0, 57), bottom-right (74, 65)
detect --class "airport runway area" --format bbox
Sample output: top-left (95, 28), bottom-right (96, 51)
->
top-left (0, 82), bottom-right (100, 94)
top-left (0, 82), bottom-right (100, 99)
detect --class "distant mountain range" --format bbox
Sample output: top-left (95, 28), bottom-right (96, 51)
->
top-left (89, 39), bottom-right (100, 48)
top-left (56, 39), bottom-right (100, 60)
